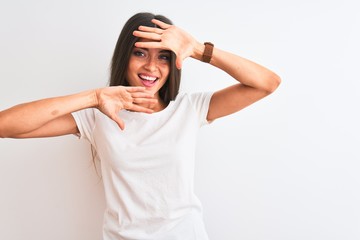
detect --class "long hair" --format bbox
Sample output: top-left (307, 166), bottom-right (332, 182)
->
top-left (109, 12), bottom-right (181, 104)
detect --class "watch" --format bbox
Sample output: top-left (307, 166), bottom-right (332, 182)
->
top-left (202, 42), bottom-right (214, 63)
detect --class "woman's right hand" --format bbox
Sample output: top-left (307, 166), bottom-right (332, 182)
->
top-left (0, 86), bottom-right (153, 138)
top-left (95, 86), bottom-right (157, 130)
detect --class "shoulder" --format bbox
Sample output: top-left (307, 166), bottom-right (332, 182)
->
top-left (174, 91), bottom-right (214, 126)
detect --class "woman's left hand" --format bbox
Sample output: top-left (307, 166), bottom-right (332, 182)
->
top-left (133, 19), bottom-right (202, 69)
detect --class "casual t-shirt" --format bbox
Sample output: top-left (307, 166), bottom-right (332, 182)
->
top-left (72, 91), bottom-right (213, 240)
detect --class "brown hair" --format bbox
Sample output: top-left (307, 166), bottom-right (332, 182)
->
top-left (109, 12), bottom-right (181, 104)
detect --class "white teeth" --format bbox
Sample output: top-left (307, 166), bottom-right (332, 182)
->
top-left (139, 74), bottom-right (157, 81)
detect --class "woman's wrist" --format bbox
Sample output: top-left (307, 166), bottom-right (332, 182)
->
top-left (92, 89), bottom-right (100, 108)
top-left (192, 41), bottom-right (214, 63)
top-left (71, 89), bottom-right (100, 110)
top-left (192, 41), bottom-right (206, 61)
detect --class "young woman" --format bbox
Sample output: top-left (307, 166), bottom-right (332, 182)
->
top-left (0, 12), bottom-right (280, 240)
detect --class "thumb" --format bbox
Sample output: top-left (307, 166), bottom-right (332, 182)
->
top-left (111, 114), bottom-right (125, 130)
top-left (175, 57), bottom-right (183, 70)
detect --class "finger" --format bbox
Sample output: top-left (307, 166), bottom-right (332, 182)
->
top-left (129, 104), bottom-right (154, 114)
top-left (131, 93), bottom-right (155, 99)
top-left (134, 41), bottom-right (163, 49)
top-left (132, 97), bottom-right (158, 105)
top-left (127, 88), bottom-right (155, 98)
top-left (122, 86), bottom-right (145, 91)
top-left (131, 92), bottom-right (156, 98)
top-left (133, 30), bottom-right (161, 41)
top-left (151, 19), bottom-right (171, 29)
top-left (111, 114), bottom-right (125, 130)
top-left (138, 25), bottom-right (163, 34)
top-left (125, 86), bottom-right (149, 93)
top-left (176, 57), bottom-right (183, 69)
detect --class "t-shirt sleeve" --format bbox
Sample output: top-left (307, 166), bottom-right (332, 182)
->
top-left (71, 108), bottom-right (96, 144)
top-left (189, 91), bottom-right (214, 127)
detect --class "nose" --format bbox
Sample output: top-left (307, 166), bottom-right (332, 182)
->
top-left (144, 57), bottom-right (157, 72)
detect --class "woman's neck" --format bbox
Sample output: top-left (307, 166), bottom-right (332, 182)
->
top-left (152, 97), bottom-right (167, 112)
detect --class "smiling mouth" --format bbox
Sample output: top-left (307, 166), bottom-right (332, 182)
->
top-left (138, 74), bottom-right (159, 87)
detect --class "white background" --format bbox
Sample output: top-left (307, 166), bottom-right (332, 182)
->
top-left (1, 0), bottom-right (359, 239)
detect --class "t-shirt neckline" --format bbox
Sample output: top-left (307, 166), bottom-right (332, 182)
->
top-left (122, 99), bottom-right (176, 119)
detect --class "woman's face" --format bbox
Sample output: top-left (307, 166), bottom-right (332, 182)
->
top-left (126, 39), bottom-right (171, 97)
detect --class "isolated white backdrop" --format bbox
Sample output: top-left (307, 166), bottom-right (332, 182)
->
top-left (1, 0), bottom-right (359, 239)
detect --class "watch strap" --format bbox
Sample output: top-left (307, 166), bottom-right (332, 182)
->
top-left (202, 42), bottom-right (214, 63)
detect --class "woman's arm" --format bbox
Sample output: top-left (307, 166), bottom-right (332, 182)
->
top-left (192, 46), bottom-right (281, 121)
top-left (0, 90), bottom-right (96, 138)
top-left (133, 19), bottom-right (281, 121)
top-left (0, 86), bottom-right (156, 138)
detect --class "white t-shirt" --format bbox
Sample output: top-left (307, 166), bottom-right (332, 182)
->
top-left (72, 92), bottom-right (213, 240)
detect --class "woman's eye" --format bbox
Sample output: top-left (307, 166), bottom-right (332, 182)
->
top-left (133, 50), bottom-right (145, 57)
top-left (159, 54), bottom-right (170, 61)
